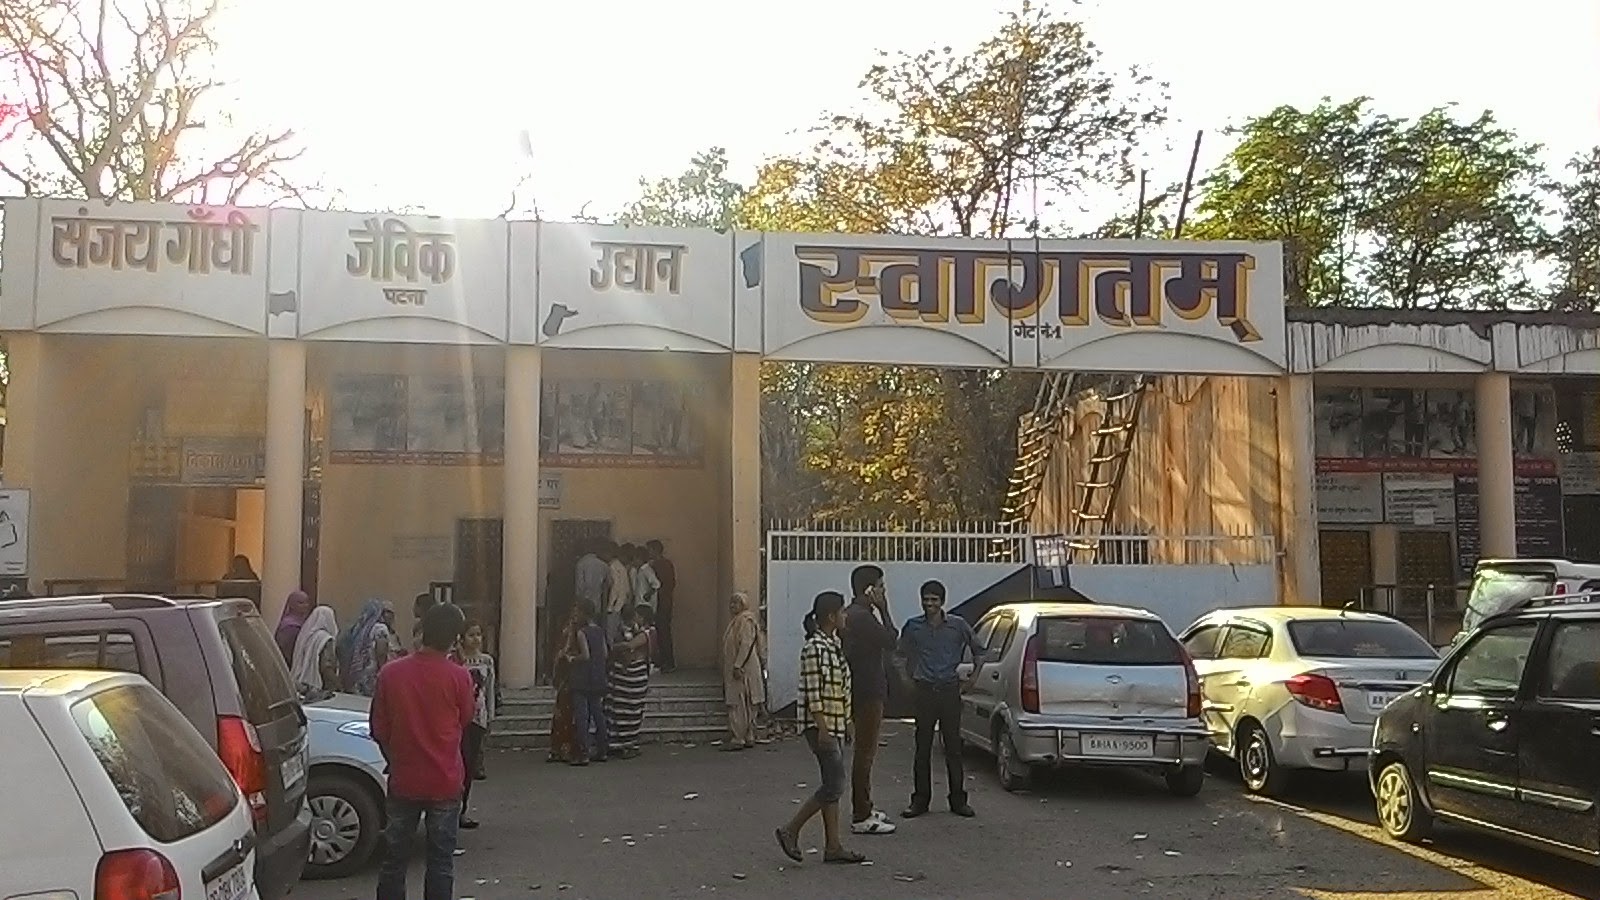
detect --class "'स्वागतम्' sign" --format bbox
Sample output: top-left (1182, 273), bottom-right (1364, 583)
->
top-left (793, 245), bottom-right (1262, 342)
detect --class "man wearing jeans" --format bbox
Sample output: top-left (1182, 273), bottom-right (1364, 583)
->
top-left (372, 602), bottom-right (475, 900)
top-left (840, 564), bottom-right (897, 835)
top-left (898, 580), bottom-right (985, 819)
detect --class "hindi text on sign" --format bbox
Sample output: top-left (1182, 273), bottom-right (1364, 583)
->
top-left (346, 217), bottom-right (458, 285)
top-left (589, 241), bottom-right (687, 294)
top-left (49, 207), bottom-right (258, 275)
top-left (794, 245), bottom-right (1261, 342)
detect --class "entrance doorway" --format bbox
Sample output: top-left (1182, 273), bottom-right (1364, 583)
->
top-left (544, 519), bottom-right (612, 682)
top-left (125, 485), bottom-right (265, 593)
top-left (454, 518), bottom-right (504, 662)
top-left (1318, 529), bottom-right (1372, 607)
top-left (1396, 528), bottom-right (1456, 601)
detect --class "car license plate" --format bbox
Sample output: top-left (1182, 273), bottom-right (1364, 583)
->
top-left (1083, 733), bottom-right (1154, 757)
top-left (281, 750), bottom-right (305, 790)
top-left (1367, 692), bottom-right (1398, 710)
top-left (206, 862), bottom-right (248, 900)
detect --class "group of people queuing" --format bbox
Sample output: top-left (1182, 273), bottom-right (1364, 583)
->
top-left (775, 565), bottom-right (986, 865)
top-left (545, 537), bottom-right (675, 764)
top-left (271, 592), bottom-right (499, 900)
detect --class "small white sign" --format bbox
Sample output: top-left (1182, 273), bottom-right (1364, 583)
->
top-left (1560, 452), bottom-right (1600, 496)
top-left (0, 489), bottom-right (31, 576)
top-left (539, 472), bottom-right (563, 509)
top-left (1316, 471), bottom-right (1383, 523)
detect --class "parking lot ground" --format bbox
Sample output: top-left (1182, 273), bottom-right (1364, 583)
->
top-left (298, 723), bottom-right (1597, 900)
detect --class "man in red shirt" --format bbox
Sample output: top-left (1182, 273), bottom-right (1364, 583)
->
top-left (372, 602), bottom-right (474, 900)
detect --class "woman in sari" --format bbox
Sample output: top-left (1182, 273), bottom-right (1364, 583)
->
top-left (341, 599), bottom-right (397, 696)
top-left (546, 607), bottom-right (580, 763)
top-left (606, 605), bottom-right (652, 759)
top-left (289, 606), bottom-right (339, 697)
top-left (273, 590), bottom-right (315, 664)
top-left (722, 591), bottom-right (767, 751)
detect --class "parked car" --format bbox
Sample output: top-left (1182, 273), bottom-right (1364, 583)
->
top-left (302, 689), bottom-right (389, 879)
top-left (1458, 558), bottom-right (1600, 638)
top-left (0, 593), bottom-right (310, 900)
top-left (1179, 607), bottom-right (1439, 796)
top-left (958, 602), bottom-right (1209, 797)
top-left (1371, 596), bottom-right (1600, 864)
top-left (0, 669), bottom-right (260, 900)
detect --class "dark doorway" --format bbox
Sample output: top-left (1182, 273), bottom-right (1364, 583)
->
top-left (127, 486), bottom-right (180, 589)
top-left (544, 519), bottom-right (612, 682)
top-left (454, 518), bottom-right (504, 662)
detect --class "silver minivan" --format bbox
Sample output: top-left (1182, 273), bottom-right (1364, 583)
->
top-left (958, 602), bottom-right (1210, 796)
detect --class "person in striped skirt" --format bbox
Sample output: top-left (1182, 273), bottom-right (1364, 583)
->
top-left (606, 605), bottom-right (653, 758)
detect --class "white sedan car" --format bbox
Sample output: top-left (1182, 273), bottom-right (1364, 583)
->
top-left (1178, 607), bottom-right (1440, 796)
top-left (0, 669), bottom-right (260, 900)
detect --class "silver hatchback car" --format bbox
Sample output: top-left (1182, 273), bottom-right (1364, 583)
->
top-left (958, 602), bottom-right (1210, 796)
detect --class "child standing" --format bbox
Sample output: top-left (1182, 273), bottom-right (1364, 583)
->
top-left (453, 621), bottom-right (499, 829)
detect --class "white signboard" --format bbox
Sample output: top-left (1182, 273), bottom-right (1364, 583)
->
top-left (1315, 471), bottom-right (1383, 523)
top-left (539, 472), bottom-right (563, 509)
top-left (1383, 473), bottom-right (1456, 525)
top-left (2, 199), bottom-right (269, 335)
top-left (297, 211), bottom-right (509, 343)
top-left (1560, 452), bottom-right (1600, 496)
top-left (0, 490), bottom-right (32, 576)
top-left (526, 223), bottom-right (734, 350)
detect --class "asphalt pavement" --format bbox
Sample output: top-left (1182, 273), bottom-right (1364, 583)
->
top-left (297, 722), bottom-right (1597, 900)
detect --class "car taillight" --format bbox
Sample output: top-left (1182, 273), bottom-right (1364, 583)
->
top-left (1285, 673), bottom-right (1344, 714)
top-left (95, 849), bottom-right (179, 900)
top-left (1020, 634), bottom-right (1040, 713)
top-left (1554, 582), bottom-right (1568, 595)
top-left (218, 715), bottom-right (268, 826)
top-left (1178, 645), bottom-right (1202, 718)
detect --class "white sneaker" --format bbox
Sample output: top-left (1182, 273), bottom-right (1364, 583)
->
top-left (851, 817), bottom-right (897, 835)
top-left (869, 808), bottom-right (895, 826)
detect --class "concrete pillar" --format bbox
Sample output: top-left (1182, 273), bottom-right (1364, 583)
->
top-left (262, 340), bottom-right (306, 624)
top-left (3, 334), bottom-right (43, 490)
top-left (500, 345), bottom-right (541, 688)
top-left (728, 353), bottom-right (762, 635)
top-left (1475, 372), bottom-right (1517, 558)
top-left (1275, 374), bottom-right (1321, 605)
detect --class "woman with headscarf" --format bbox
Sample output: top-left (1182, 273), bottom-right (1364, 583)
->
top-left (274, 590), bottom-right (315, 664)
top-left (290, 606), bottom-right (340, 696)
top-left (341, 598), bottom-right (398, 696)
top-left (546, 606), bottom-right (581, 764)
top-left (722, 591), bottom-right (767, 751)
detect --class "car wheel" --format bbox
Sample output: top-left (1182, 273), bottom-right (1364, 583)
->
top-left (1238, 724), bottom-right (1291, 796)
top-left (306, 772), bottom-right (383, 880)
top-left (1165, 765), bottom-right (1205, 797)
top-left (994, 723), bottom-right (1031, 793)
top-left (1375, 760), bottom-right (1432, 843)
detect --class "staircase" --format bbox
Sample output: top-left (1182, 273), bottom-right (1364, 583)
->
top-left (492, 671), bottom-right (729, 749)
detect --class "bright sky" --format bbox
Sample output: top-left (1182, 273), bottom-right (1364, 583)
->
top-left (218, 0), bottom-right (1600, 221)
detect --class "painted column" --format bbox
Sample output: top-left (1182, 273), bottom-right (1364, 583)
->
top-left (501, 345), bottom-right (541, 688)
top-left (1275, 373), bottom-right (1321, 605)
top-left (262, 340), bottom-right (306, 625)
top-left (728, 353), bottom-right (762, 635)
top-left (1475, 372), bottom-right (1517, 558)
top-left (2, 334), bottom-right (43, 490)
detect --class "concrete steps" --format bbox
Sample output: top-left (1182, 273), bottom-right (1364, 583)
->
top-left (492, 673), bottom-right (729, 749)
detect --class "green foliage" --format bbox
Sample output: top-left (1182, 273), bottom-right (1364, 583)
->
top-left (1191, 99), bottom-right (1547, 308)
top-left (615, 147), bottom-right (747, 231)
top-left (1545, 147), bottom-right (1600, 310)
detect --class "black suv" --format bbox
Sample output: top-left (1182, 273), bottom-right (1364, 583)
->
top-left (0, 594), bottom-right (311, 899)
top-left (1371, 595), bottom-right (1600, 865)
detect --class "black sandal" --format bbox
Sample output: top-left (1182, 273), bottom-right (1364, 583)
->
top-left (824, 848), bottom-right (867, 864)
top-left (774, 828), bottom-right (803, 863)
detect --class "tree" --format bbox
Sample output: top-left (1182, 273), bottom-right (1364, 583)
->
top-left (0, 0), bottom-right (302, 202)
top-left (1544, 147), bottom-right (1600, 310)
top-left (1191, 100), bottom-right (1547, 309)
top-left (616, 147), bottom-right (746, 230)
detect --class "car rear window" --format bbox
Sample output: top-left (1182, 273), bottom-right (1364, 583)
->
top-left (216, 613), bottom-right (299, 725)
top-left (1037, 616), bottom-right (1183, 665)
top-left (1464, 567), bottom-right (1555, 631)
top-left (0, 631), bottom-right (143, 678)
top-left (1288, 619), bottom-right (1438, 659)
top-left (71, 682), bottom-right (239, 842)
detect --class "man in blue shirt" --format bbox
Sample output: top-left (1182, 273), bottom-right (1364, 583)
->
top-left (897, 579), bottom-right (985, 818)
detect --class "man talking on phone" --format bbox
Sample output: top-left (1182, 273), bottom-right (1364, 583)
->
top-left (840, 564), bottom-right (898, 836)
